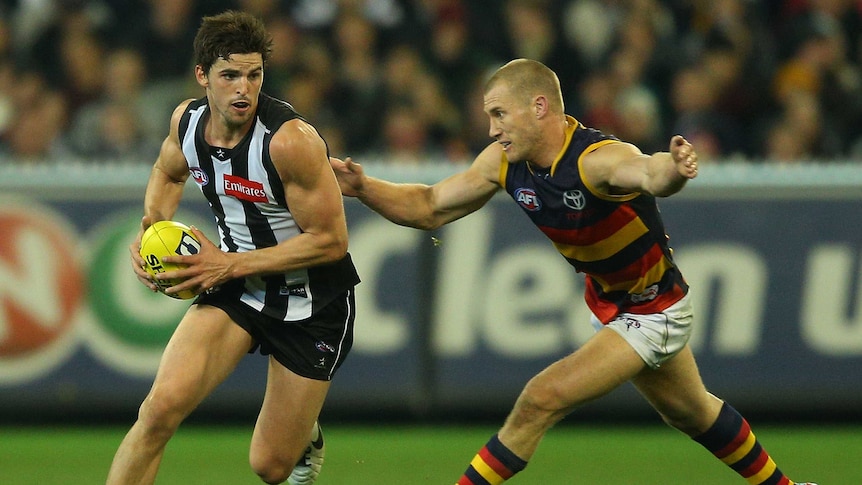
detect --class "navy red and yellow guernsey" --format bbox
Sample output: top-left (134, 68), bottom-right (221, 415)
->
top-left (499, 116), bottom-right (688, 324)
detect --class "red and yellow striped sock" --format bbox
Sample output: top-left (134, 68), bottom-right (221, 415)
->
top-left (455, 434), bottom-right (527, 485)
top-left (694, 402), bottom-right (795, 485)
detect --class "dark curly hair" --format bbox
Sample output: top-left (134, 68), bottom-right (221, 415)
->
top-left (193, 10), bottom-right (273, 74)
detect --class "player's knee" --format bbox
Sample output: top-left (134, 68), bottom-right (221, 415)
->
top-left (518, 376), bottom-right (570, 420)
top-left (136, 394), bottom-right (186, 438)
top-left (659, 410), bottom-right (703, 436)
top-left (655, 401), bottom-right (713, 436)
top-left (251, 459), bottom-right (291, 484)
top-left (250, 450), bottom-right (295, 484)
top-left (254, 469), bottom-right (291, 485)
top-left (645, 391), bottom-right (722, 436)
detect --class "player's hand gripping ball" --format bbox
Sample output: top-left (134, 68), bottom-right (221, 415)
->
top-left (139, 221), bottom-right (201, 299)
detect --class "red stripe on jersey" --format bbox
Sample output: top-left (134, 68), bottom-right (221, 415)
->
top-left (740, 449), bottom-right (769, 477)
top-left (593, 243), bottom-right (666, 289)
top-left (715, 420), bottom-right (752, 459)
top-left (586, 279), bottom-right (686, 324)
top-left (539, 205), bottom-right (638, 246)
top-left (478, 447), bottom-right (515, 479)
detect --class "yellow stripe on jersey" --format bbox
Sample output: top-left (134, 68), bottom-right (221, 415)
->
top-left (498, 151), bottom-right (509, 187)
top-left (721, 431), bottom-right (757, 465)
top-left (748, 457), bottom-right (779, 484)
top-left (591, 255), bottom-right (674, 294)
top-left (552, 217), bottom-right (649, 262)
top-left (547, 116), bottom-right (578, 177)
top-left (469, 455), bottom-right (506, 485)
top-left (576, 137), bottom-right (640, 203)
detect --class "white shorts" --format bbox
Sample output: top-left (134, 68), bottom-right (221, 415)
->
top-left (590, 294), bottom-right (693, 369)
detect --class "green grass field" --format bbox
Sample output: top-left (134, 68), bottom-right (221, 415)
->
top-left (1, 423), bottom-right (857, 484)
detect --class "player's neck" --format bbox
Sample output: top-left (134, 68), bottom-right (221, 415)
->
top-left (205, 117), bottom-right (251, 150)
top-left (530, 125), bottom-right (568, 169)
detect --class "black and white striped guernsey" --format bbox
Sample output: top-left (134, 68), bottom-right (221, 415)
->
top-left (178, 93), bottom-right (360, 322)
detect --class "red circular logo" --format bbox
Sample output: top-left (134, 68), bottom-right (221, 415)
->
top-left (0, 207), bottom-right (84, 356)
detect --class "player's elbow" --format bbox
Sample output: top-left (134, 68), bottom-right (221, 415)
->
top-left (641, 176), bottom-right (687, 198)
top-left (413, 203), bottom-right (465, 231)
top-left (411, 215), bottom-right (445, 231)
top-left (321, 232), bottom-right (349, 262)
top-left (649, 188), bottom-right (676, 198)
top-left (406, 188), bottom-right (451, 230)
top-left (650, 181), bottom-right (686, 198)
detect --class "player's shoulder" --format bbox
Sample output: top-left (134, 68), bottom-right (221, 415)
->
top-left (168, 98), bottom-right (201, 128)
top-left (165, 98), bottom-right (200, 143)
top-left (174, 98), bottom-right (202, 117)
top-left (471, 141), bottom-right (506, 186)
top-left (257, 92), bottom-right (303, 127)
top-left (271, 118), bottom-right (325, 152)
top-left (268, 118), bottom-right (327, 177)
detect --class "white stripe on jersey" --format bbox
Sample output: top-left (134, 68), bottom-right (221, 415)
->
top-left (182, 103), bottom-right (313, 321)
top-left (212, 120), bottom-right (302, 251)
top-left (327, 289), bottom-right (352, 379)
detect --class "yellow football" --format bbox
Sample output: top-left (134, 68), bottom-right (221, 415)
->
top-left (139, 220), bottom-right (201, 300)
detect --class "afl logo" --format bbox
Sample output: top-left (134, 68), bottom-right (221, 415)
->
top-left (515, 188), bottom-right (541, 211)
top-left (563, 190), bottom-right (586, 210)
top-left (190, 167), bottom-right (209, 186)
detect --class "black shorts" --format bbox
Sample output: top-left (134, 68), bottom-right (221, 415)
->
top-left (196, 284), bottom-right (356, 381)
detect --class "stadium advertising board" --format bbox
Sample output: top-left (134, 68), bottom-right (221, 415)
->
top-left (0, 176), bottom-right (860, 420)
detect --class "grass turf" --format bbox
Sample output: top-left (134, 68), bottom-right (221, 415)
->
top-left (1, 423), bottom-right (856, 484)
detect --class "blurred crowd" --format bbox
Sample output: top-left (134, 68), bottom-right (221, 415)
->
top-left (1, 0), bottom-right (861, 165)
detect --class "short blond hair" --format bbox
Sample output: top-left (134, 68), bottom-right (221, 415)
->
top-left (485, 58), bottom-right (564, 114)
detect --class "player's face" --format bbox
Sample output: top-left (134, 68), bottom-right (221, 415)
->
top-left (483, 83), bottom-right (541, 163)
top-left (197, 53), bottom-right (264, 130)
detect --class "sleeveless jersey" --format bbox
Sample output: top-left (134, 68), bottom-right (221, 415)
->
top-left (500, 116), bottom-right (688, 324)
top-left (178, 93), bottom-right (360, 322)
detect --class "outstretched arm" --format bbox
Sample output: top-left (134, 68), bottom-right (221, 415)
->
top-left (584, 135), bottom-right (699, 198)
top-left (330, 143), bottom-right (503, 230)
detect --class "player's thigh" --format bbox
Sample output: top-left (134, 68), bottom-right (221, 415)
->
top-left (527, 327), bottom-right (646, 409)
top-left (631, 345), bottom-right (722, 433)
top-left (147, 304), bottom-right (254, 413)
top-left (251, 358), bottom-right (331, 457)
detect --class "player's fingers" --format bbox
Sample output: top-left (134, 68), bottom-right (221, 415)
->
top-left (129, 243), bottom-right (150, 277)
top-left (141, 275), bottom-right (159, 291)
top-left (155, 266), bottom-right (192, 283)
top-left (160, 254), bottom-right (191, 266)
top-left (164, 275), bottom-right (204, 297)
top-left (129, 242), bottom-right (142, 262)
top-left (131, 260), bottom-right (157, 290)
top-left (345, 157), bottom-right (360, 171)
top-left (141, 215), bottom-right (155, 231)
top-left (188, 225), bottom-right (209, 246)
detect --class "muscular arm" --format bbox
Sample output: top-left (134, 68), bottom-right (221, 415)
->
top-left (130, 100), bottom-right (194, 291)
top-left (230, 119), bottom-right (349, 277)
top-left (584, 135), bottom-right (699, 198)
top-left (143, 100), bottom-right (195, 224)
top-left (331, 142), bottom-right (503, 230)
top-left (160, 119), bottom-right (352, 295)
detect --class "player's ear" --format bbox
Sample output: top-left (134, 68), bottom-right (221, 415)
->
top-left (534, 95), bottom-right (549, 119)
top-left (195, 65), bottom-right (209, 87)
